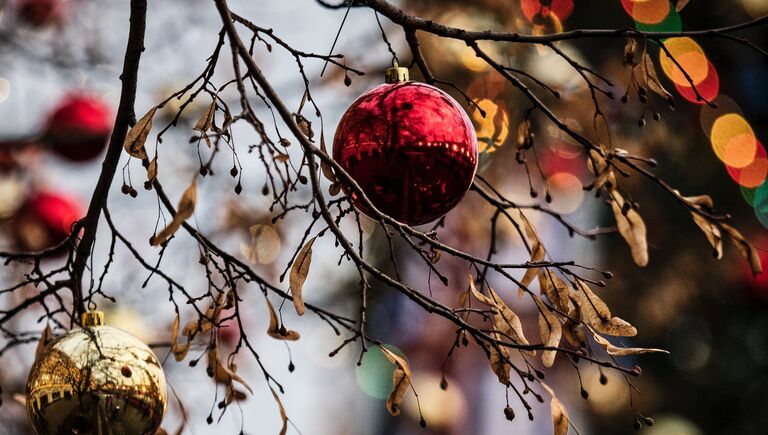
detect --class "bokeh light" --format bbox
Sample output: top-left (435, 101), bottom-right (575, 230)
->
top-left (521, 0), bottom-right (574, 23)
top-left (635, 6), bottom-right (681, 32)
top-left (239, 223), bottom-right (282, 264)
top-left (472, 98), bottom-right (509, 154)
top-left (675, 61), bottom-right (719, 104)
top-left (621, 0), bottom-right (670, 24)
top-left (659, 37), bottom-right (709, 86)
top-left (0, 78), bottom-right (10, 104)
top-left (355, 344), bottom-right (404, 400)
top-left (546, 172), bottom-right (584, 214)
top-left (753, 181), bottom-right (768, 228)
top-left (700, 95), bottom-right (743, 138)
top-left (710, 113), bottom-right (757, 168)
top-left (726, 141), bottom-right (767, 188)
top-left (741, 184), bottom-right (757, 207)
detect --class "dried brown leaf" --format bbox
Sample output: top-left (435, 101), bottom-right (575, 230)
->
top-left (610, 190), bottom-right (648, 267)
top-left (470, 277), bottom-right (533, 356)
top-left (538, 269), bottom-right (570, 313)
top-left (721, 223), bottom-right (763, 276)
top-left (290, 236), bottom-right (316, 316)
top-left (487, 333), bottom-right (511, 384)
top-left (591, 330), bottom-right (668, 356)
top-left (642, 52), bottom-right (674, 101)
top-left (123, 106), bottom-right (156, 160)
top-left (691, 213), bottom-right (723, 259)
top-left (270, 386), bottom-right (288, 435)
top-left (319, 131), bottom-right (336, 183)
top-left (150, 176), bottom-right (197, 246)
top-left (534, 295), bottom-right (562, 367)
top-left (380, 346), bottom-right (411, 416)
top-left (194, 101), bottom-right (216, 133)
top-left (265, 296), bottom-right (300, 341)
top-left (147, 156), bottom-right (158, 184)
top-left (575, 278), bottom-right (637, 337)
top-left (208, 342), bottom-right (253, 394)
top-left (551, 394), bottom-right (570, 435)
top-left (676, 0), bottom-right (690, 12)
top-left (170, 313), bottom-right (191, 362)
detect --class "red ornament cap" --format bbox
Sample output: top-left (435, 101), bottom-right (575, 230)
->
top-left (333, 71), bottom-right (478, 225)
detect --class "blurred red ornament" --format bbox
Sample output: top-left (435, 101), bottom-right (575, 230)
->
top-left (13, 190), bottom-right (82, 251)
top-left (43, 94), bottom-right (112, 162)
top-left (218, 313), bottom-right (241, 347)
top-left (333, 66), bottom-right (478, 225)
top-left (14, 0), bottom-right (67, 27)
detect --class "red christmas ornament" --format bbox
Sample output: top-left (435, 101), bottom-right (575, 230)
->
top-left (43, 94), bottom-right (112, 162)
top-left (333, 64), bottom-right (478, 225)
top-left (13, 190), bottom-right (82, 251)
top-left (14, 0), bottom-right (67, 27)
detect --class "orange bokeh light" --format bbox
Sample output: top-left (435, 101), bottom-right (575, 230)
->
top-left (727, 141), bottom-right (768, 188)
top-left (521, 0), bottom-right (574, 23)
top-left (659, 37), bottom-right (709, 86)
top-left (621, 0), bottom-right (670, 24)
top-left (711, 114), bottom-right (757, 168)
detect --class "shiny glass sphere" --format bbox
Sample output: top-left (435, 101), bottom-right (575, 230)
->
top-left (333, 81), bottom-right (478, 226)
top-left (26, 324), bottom-right (167, 435)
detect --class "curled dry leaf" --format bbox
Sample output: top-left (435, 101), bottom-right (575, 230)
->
top-left (575, 278), bottom-right (637, 337)
top-left (590, 329), bottom-right (669, 357)
top-left (269, 386), bottom-right (288, 435)
top-left (123, 106), bottom-right (157, 160)
top-left (290, 236), bottom-right (316, 316)
top-left (265, 296), bottom-right (300, 341)
top-left (533, 295), bottom-right (562, 368)
top-left (147, 156), bottom-right (158, 184)
top-left (150, 176), bottom-right (197, 246)
top-left (623, 37), bottom-right (638, 67)
top-left (641, 52), bottom-right (673, 101)
top-left (517, 116), bottom-right (533, 149)
top-left (486, 334), bottom-right (511, 385)
top-left (469, 276), bottom-right (533, 356)
top-left (508, 209), bottom-right (544, 299)
top-left (721, 223), bottom-right (762, 276)
top-left (319, 131), bottom-right (336, 183)
top-left (208, 341), bottom-right (253, 394)
top-left (610, 190), bottom-right (648, 267)
top-left (170, 313), bottom-right (191, 362)
top-left (691, 213), bottom-right (723, 259)
top-left (380, 346), bottom-right (412, 416)
top-left (194, 101), bottom-right (216, 148)
top-left (540, 383), bottom-right (570, 435)
top-left (194, 101), bottom-right (216, 133)
top-left (35, 324), bottom-right (53, 360)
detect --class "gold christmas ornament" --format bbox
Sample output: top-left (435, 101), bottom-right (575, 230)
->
top-left (26, 311), bottom-right (167, 435)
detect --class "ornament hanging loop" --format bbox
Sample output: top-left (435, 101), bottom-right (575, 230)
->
top-left (81, 309), bottom-right (105, 327)
top-left (385, 60), bottom-right (409, 84)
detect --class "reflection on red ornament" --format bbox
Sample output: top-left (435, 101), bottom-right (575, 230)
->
top-left (44, 95), bottom-right (112, 162)
top-left (333, 73), bottom-right (478, 226)
top-left (14, 0), bottom-right (67, 27)
top-left (13, 190), bottom-right (82, 252)
top-left (218, 315), bottom-right (241, 347)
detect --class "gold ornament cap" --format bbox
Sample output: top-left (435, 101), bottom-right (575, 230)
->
top-left (81, 310), bottom-right (105, 327)
top-left (385, 60), bottom-right (409, 83)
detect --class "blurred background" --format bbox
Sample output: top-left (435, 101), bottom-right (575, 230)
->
top-left (0, 0), bottom-right (767, 434)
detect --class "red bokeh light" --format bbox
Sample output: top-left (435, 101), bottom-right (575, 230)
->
top-left (675, 61), bottom-right (720, 105)
top-left (521, 0), bottom-right (574, 23)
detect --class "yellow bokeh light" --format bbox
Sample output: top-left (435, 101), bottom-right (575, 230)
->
top-left (659, 37), bottom-right (709, 86)
top-left (546, 172), bottom-right (584, 214)
top-left (710, 114), bottom-right (757, 168)
top-left (472, 98), bottom-right (509, 153)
